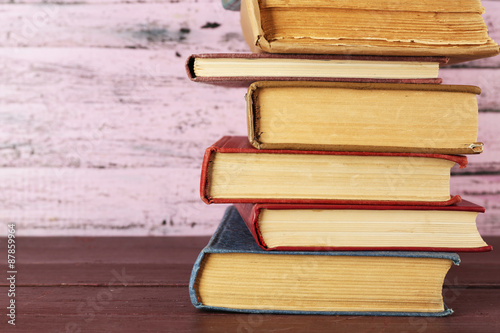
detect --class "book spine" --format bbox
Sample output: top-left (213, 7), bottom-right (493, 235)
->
top-left (240, 0), bottom-right (264, 53)
top-left (188, 248), bottom-right (206, 309)
top-left (207, 195), bottom-right (463, 206)
top-left (200, 137), bottom-right (233, 204)
top-left (192, 302), bottom-right (455, 316)
top-left (234, 203), bottom-right (268, 250)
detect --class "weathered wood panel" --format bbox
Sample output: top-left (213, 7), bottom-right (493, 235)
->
top-left (451, 175), bottom-right (500, 235)
top-left (0, 48), bottom-right (248, 169)
top-left (440, 69), bottom-right (500, 110)
top-left (0, 168), bottom-right (497, 236)
top-left (0, 168), bottom-right (231, 236)
top-left (0, 3), bottom-right (245, 50)
top-left (0, 1), bottom-right (498, 62)
top-left (1, 0), bottom-right (218, 3)
top-left (0, 48), bottom-right (499, 170)
top-left (0, 236), bottom-right (498, 332)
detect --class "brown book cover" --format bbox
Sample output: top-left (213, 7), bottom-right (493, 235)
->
top-left (246, 81), bottom-right (483, 154)
top-left (234, 201), bottom-right (492, 252)
top-left (186, 53), bottom-right (446, 87)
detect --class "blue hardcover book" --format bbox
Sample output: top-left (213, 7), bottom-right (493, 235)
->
top-left (189, 206), bottom-right (460, 316)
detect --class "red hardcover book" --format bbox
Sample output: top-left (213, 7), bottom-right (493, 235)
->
top-left (186, 53), bottom-right (446, 87)
top-left (190, 206), bottom-right (460, 316)
top-left (200, 136), bottom-right (466, 206)
top-left (234, 201), bottom-right (492, 252)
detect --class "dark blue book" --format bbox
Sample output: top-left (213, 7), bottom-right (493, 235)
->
top-left (189, 206), bottom-right (459, 316)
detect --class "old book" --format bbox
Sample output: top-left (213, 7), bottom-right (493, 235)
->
top-left (200, 136), bottom-right (466, 205)
top-left (186, 53), bottom-right (447, 86)
top-left (240, 0), bottom-right (500, 64)
top-left (234, 200), bottom-right (491, 252)
top-left (247, 81), bottom-right (483, 154)
top-left (190, 206), bottom-right (459, 316)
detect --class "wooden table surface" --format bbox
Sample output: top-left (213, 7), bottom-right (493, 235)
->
top-left (1, 236), bottom-right (499, 333)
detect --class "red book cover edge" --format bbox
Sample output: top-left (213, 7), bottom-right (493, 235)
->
top-left (200, 136), bottom-right (468, 206)
top-left (233, 202), bottom-right (492, 253)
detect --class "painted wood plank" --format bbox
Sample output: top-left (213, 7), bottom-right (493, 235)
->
top-left (0, 0), bottom-right (498, 68)
top-left (451, 175), bottom-right (500, 236)
top-left (0, 1), bottom-right (498, 55)
top-left (0, 168), bottom-right (231, 236)
top-left (0, 168), bottom-right (498, 236)
top-left (0, 48), bottom-right (247, 169)
top-left (0, 0), bottom-right (225, 4)
top-left (1, 47), bottom-right (499, 171)
top-left (1, 0), bottom-right (499, 5)
top-left (0, 2), bottom-right (246, 50)
top-left (1, 0), bottom-right (219, 3)
top-left (440, 69), bottom-right (500, 110)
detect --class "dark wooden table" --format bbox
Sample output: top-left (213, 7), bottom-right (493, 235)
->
top-left (1, 236), bottom-right (499, 332)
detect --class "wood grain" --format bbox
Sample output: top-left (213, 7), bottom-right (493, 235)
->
top-left (0, 168), bottom-right (231, 236)
top-left (0, 169), bottom-right (498, 235)
top-left (0, 236), bottom-right (499, 333)
top-left (0, 3), bottom-right (245, 49)
top-left (0, 0), bottom-right (499, 235)
top-left (0, 1), bottom-right (498, 50)
top-left (1, 48), bottom-right (499, 170)
top-left (0, 48), bottom-right (248, 169)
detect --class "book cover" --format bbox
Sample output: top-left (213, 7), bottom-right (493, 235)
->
top-left (234, 201), bottom-right (492, 252)
top-left (240, 0), bottom-right (500, 64)
top-left (186, 53), bottom-right (446, 86)
top-left (189, 206), bottom-right (459, 316)
top-left (200, 136), bottom-right (466, 206)
top-left (246, 81), bottom-right (483, 154)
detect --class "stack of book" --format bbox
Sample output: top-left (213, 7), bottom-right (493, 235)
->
top-left (186, 0), bottom-right (498, 316)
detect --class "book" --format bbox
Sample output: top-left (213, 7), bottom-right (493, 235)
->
top-left (246, 81), bottom-right (483, 154)
top-left (240, 0), bottom-right (500, 64)
top-left (186, 53), bottom-right (447, 86)
top-left (189, 206), bottom-right (459, 316)
top-left (234, 200), bottom-right (492, 252)
top-left (200, 136), bottom-right (466, 205)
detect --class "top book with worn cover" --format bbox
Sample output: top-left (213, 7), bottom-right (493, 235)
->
top-left (240, 0), bottom-right (500, 64)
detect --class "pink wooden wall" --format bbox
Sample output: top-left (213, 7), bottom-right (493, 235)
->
top-left (0, 0), bottom-right (499, 236)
